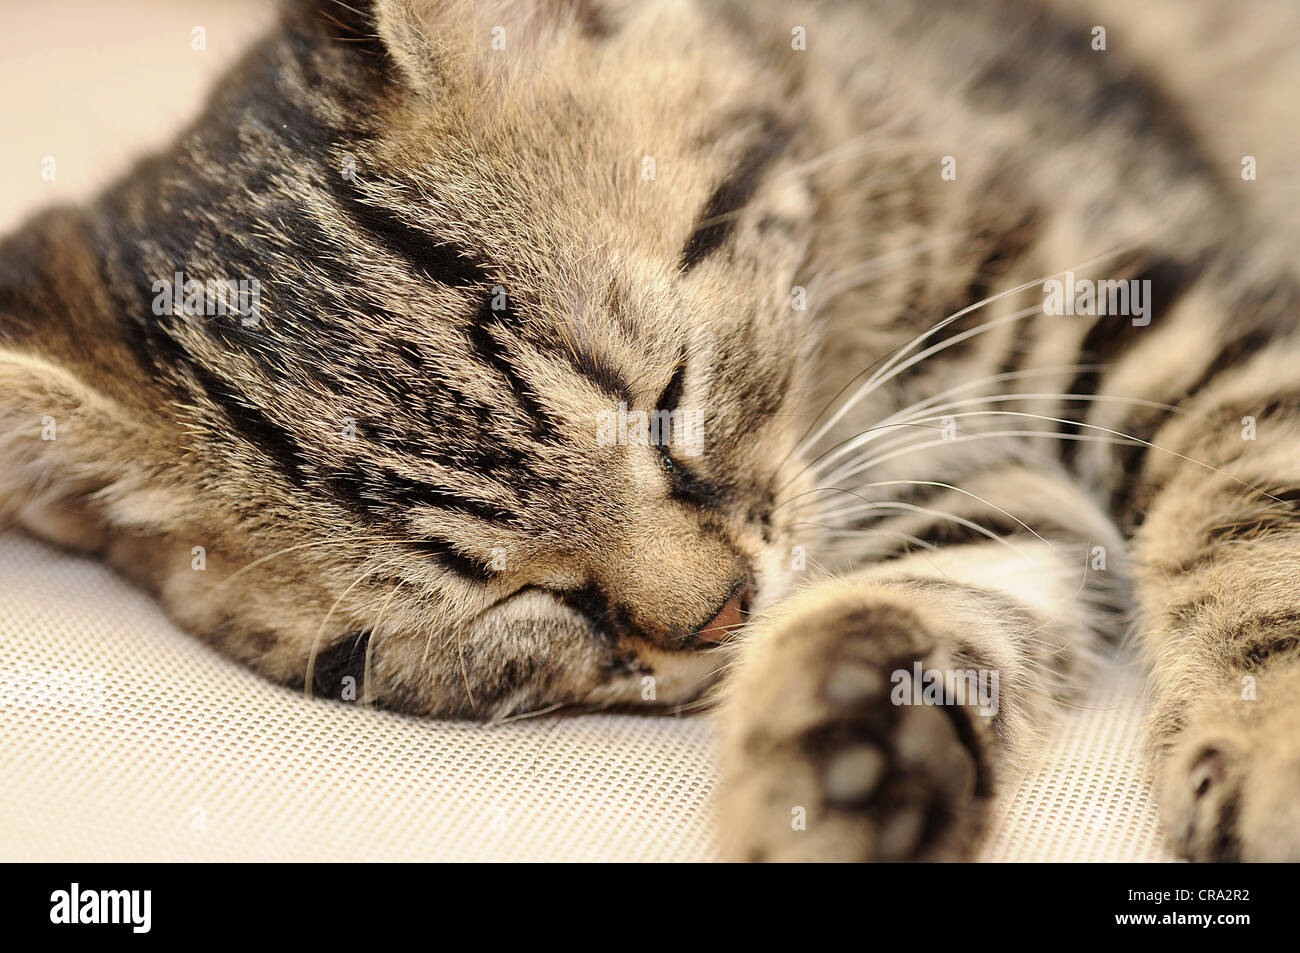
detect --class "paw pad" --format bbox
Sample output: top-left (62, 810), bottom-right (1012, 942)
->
top-left (823, 659), bottom-right (886, 706)
top-left (823, 744), bottom-right (886, 804)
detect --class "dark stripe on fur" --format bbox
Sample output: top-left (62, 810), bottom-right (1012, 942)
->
top-left (680, 113), bottom-right (792, 271)
top-left (932, 209), bottom-right (1041, 362)
top-left (332, 181), bottom-right (488, 288)
top-left (1175, 488), bottom-right (1300, 572)
top-left (1238, 633), bottom-right (1300, 672)
top-left (1060, 255), bottom-right (1196, 470)
top-left (309, 629), bottom-right (371, 700)
top-left (185, 360), bottom-right (313, 487)
top-left (325, 459), bottom-right (520, 525)
top-left (467, 291), bottom-right (562, 439)
top-left (409, 538), bottom-right (497, 580)
top-left (964, 0), bottom-right (1216, 184)
top-left (658, 361), bottom-right (687, 413)
top-left (561, 345), bottom-right (634, 403)
top-left (554, 583), bottom-right (622, 644)
top-left (1208, 785), bottom-right (1243, 863)
top-left (1114, 277), bottom-right (1300, 518)
top-left (91, 223), bottom-right (319, 490)
top-left (667, 458), bottom-right (730, 510)
top-left (1204, 487), bottom-right (1300, 546)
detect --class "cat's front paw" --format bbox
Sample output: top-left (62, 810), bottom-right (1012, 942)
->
top-left (1156, 665), bottom-right (1300, 862)
top-left (718, 590), bottom-right (995, 861)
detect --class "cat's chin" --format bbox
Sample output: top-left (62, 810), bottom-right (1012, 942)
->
top-left (578, 641), bottom-right (735, 713)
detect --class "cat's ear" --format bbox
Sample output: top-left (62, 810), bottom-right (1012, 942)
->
top-left (288, 0), bottom-right (443, 88)
top-left (290, 0), bottom-right (612, 91)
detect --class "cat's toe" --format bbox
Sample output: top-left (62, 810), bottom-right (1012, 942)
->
top-left (724, 681), bottom-right (989, 861)
top-left (1157, 677), bottom-right (1300, 862)
top-left (718, 601), bottom-right (994, 862)
top-left (826, 691), bottom-right (987, 861)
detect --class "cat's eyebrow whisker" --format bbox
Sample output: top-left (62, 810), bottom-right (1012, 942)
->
top-left (810, 479), bottom-right (1055, 550)
top-left (789, 522), bottom-right (943, 554)
top-left (777, 425), bottom-right (1137, 521)
top-left (793, 388), bottom-right (1177, 492)
top-left (883, 389), bottom-right (1180, 429)
top-left (801, 302), bottom-right (1046, 443)
top-left (786, 240), bottom-right (1147, 465)
top-left (806, 412), bottom-right (1149, 493)
top-left (814, 409), bottom-right (1294, 508)
top-left (809, 429), bottom-right (1140, 494)
top-left (773, 364), bottom-right (1101, 493)
top-left (771, 482), bottom-right (894, 518)
top-left (806, 504), bottom-right (1031, 559)
top-left (871, 363), bottom-right (1107, 423)
top-left (789, 489), bottom-right (1037, 559)
top-left (783, 305), bottom-right (1038, 475)
top-left (812, 393), bottom-right (1181, 487)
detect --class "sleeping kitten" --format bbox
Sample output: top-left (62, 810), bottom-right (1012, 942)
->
top-left (2, 0), bottom-right (1298, 861)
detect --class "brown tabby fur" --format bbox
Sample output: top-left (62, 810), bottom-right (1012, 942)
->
top-left (2, 0), bottom-right (1299, 860)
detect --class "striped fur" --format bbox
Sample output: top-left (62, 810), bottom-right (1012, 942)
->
top-left (2, 0), bottom-right (1298, 860)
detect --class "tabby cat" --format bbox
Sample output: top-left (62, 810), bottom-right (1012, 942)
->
top-left (2, 0), bottom-right (1298, 861)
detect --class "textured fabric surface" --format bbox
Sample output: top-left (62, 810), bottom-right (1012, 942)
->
top-left (980, 653), bottom-right (1174, 862)
top-left (0, 532), bottom-right (1175, 861)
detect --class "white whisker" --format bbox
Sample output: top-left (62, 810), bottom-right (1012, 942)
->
top-left (812, 394), bottom-right (1180, 486)
top-left (790, 241), bottom-right (1145, 461)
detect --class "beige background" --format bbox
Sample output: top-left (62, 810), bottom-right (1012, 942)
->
top-left (0, 0), bottom-right (1176, 861)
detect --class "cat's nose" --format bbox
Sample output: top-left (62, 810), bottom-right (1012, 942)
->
top-left (693, 583), bottom-right (751, 646)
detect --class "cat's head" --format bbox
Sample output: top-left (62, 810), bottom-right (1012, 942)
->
top-left (0, 0), bottom-right (827, 718)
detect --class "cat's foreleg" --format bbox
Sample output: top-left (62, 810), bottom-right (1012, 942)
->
top-left (718, 465), bottom-right (1125, 860)
top-left (1127, 343), bottom-right (1300, 861)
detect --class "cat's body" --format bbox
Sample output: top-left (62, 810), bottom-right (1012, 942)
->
top-left (3, 0), bottom-right (1299, 861)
